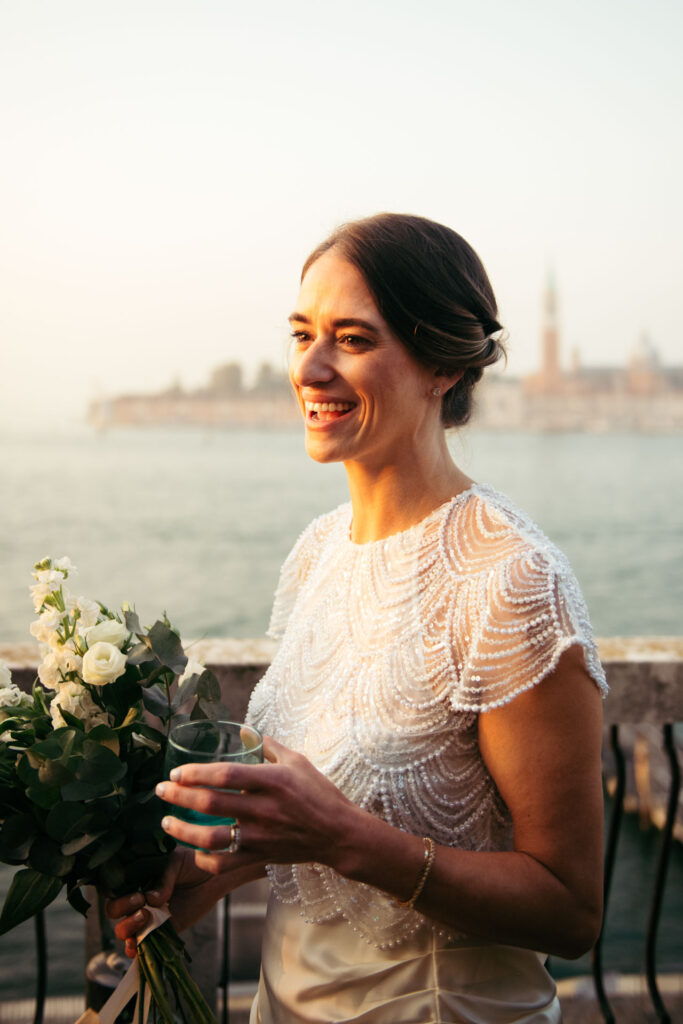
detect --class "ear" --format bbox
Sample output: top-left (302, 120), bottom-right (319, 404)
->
top-left (434, 368), bottom-right (463, 395)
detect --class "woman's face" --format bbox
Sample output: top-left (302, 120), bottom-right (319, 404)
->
top-left (288, 249), bottom-right (441, 468)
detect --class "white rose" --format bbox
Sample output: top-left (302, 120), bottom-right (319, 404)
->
top-left (49, 681), bottom-right (110, 730)
top-left (82, 642), bottom-right (127, 686)
top-left (77, 597), bottom-right (100, 630)
top-left (0, 661), bottom-right (12, 689)
top-left (0, 684), bottom-right (32, 722)
top-left (85, 619), bottom-right (129, 649)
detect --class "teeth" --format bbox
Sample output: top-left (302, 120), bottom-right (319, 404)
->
top-left (305, 401), bottom-right (354, 413)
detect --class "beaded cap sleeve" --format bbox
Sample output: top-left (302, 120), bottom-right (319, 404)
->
top-left (246, 484), bottom-right (607, 949)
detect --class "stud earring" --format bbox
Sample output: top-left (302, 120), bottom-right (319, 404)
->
top-left (431, 387), bottom-right (442, 397)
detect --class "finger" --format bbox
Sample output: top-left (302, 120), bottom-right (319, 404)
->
top-left (165, 761), bottom-right (268, 790)
top-left (155, 781), bottom-right (252, 819)
top-left (262, 735), bottom-right (289, 763)
top-left (160, 814), bottom-right (240, 852)
top-left (124, 937), bottom-right (138, 959)
top-left (105, 891), bottom-right (146, 920)
top-left (113, 908), bottom-right (149, 942)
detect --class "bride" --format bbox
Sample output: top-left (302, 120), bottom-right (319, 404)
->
top-left (109, 213), bottom-right (606, 1023)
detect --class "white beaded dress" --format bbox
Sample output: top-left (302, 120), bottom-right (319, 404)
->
top-left (246, 484), bottom-right (607, 1024)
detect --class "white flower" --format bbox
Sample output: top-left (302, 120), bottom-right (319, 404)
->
top-left (178, 657), bottom-right (205, 685)
top-left (0, 684), bottom-right (32, 722)
top-left (49, 681), bottom-right (109, 731)
top-left (30, 607), bottom-right (65, 645)
top-left (54, 557), bottom-right (77, 575)
top-left (85, 619), bottom-right (128, 649)
top-left (82, 642), bottom-right (127, 686)
top-left (0, 661), bottom-right (13, 689)
top-left (77, 597), bottom-right (100, 630)
top-left (38, 652), bottom-right (62, 689)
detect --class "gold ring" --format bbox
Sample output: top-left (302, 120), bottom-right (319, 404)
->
top-left (225, 820), bottom-right (241, 855)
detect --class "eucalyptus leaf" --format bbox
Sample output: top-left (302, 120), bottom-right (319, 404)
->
top-left (57, 709), bottom-right (86, 732)
top-left (196, 670), bottom-right (221, 703)
top-left (45, 802), bottom-right (94, 842)
top-left (141, 686), bottom-right (171, 718)
top-left (0, 813), bottom-right (37, 860)
top-left (197, 699), bottom-right (231, 721)
top-left (87, 830), bottom-right (126, 868)
top-left (147, 622), bottom-right (187, 675)
top-left (26, 784), bottom-right (61, 809)
top-left (29, 837), bottom-right (76, 877)
top-left (61, 832), bottom-right (103, 856)
top-left (127, 642), bottom-right (154, 665)
top-left (124, 609), bottom-right (143, 635)
top-left (66, 885), bottom-right (91, 917)
top-left (172, 673), bottom-right (200, 709)
top-left (0, 868), bottom-right (63, 934)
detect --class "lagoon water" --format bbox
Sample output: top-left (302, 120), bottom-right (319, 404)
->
top-left (1, 425), bottom-right (682, 641)
top-left (1, 424), bottom-right (682, 997)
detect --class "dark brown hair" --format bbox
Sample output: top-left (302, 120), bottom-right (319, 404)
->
top-left (302, 213), bottom-right (505, 426)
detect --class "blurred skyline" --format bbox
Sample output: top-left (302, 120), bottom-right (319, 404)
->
top-left (1, 0), bottom-right (681, 430)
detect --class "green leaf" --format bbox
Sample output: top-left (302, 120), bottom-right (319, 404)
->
top-left (57, 709), bottom-right (86, 732)
top-left (141, 687), bottom-right (171, 718)
top-left (0, 868), bottom-right (63, 934)
top-left (196, 669), bottom-right (221, 703)
top-left (127, 642), bottom-right (154, 666)
top-left (0, 813), bottom-right (38, 861)
top-left (66, 885), bottom-right (91, 917)
top-left (197, 698), bottom-right (231, 721)
top-left (45, 802), bottom-right (94, 842)
top-left (124, 609), bottom-right (143, 635)
top-left (172, 673), bottom-right (200, 709)
top-left (26, 784), bottom-right (62, 810)
top-left (29, 837), bottom-right (75, 877)
top-left (86, 830), bottom-right (126, 868)
top-left (147, 622), bottom-right (187, 675)
top-left (61, 831), bottom-right (103, 856)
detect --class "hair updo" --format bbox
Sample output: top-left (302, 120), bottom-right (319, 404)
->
top-left (302, 213), bottom-right (506, 427)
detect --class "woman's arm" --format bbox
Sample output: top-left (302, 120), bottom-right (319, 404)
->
top-left (158, 645), bottom-right (604, 959)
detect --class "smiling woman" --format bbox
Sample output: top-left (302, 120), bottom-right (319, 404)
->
top-left (108, 213), bottom-right (607, 1024)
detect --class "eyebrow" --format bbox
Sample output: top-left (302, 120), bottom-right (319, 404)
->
top-left (288, 313), bottom-right (380, 334)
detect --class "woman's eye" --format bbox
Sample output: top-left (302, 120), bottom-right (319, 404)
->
top-left (290, 330), bottom-right (311, 344)
top-left (339, 334), bottom-right (372, 349)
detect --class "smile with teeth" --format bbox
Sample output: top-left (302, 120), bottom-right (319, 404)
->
top-left (305, 400), bottom-right (356, 422)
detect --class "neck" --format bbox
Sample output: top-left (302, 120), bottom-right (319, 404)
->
top-left (344, 436), bottom-right (473, 544)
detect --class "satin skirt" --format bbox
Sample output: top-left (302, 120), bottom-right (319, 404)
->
top-left (249, 895), bottom-right (561, 1024)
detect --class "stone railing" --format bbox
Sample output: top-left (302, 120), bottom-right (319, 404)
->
top-left (2, 637), bottom-right (682, 1024)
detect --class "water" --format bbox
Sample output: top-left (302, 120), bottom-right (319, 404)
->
top-left (0, 426), bottom-right (682, 640)
top-left (1, 425), bottom-right (682, 998)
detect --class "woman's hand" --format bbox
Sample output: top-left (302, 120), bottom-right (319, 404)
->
top-left (105, 846), bottom-right (267, 958)
top-left (155, 736), bottom-right (359, 876)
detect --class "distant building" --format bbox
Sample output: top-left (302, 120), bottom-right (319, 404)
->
top-left (474, 275), bottom-right (683, 432)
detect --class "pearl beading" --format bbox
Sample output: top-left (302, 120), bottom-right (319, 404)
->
top-left (247, 484), bottom-right (607, 949)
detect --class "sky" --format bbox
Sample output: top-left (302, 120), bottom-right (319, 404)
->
top-left (1, 0), bottom-right (681, 429)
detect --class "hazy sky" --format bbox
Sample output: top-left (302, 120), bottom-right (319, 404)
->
top-left (1, 0), bottom-right (681, 429)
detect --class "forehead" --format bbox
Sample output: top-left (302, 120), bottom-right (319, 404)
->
top-left (295, 250), bottom-right (383, 324)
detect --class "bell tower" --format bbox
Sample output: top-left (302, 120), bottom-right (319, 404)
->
top-left (541, 269), bottom-right (561, 388)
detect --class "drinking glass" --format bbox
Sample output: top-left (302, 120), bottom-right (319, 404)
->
top-left (163, 720), bottom-right (263, 846)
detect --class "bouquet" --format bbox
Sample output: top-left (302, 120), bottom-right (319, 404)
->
top-left (0, 557), bottom-right (228, 1024)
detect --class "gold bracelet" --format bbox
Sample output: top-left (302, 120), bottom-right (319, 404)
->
top-left (396, 836), bottom-right (436, 908)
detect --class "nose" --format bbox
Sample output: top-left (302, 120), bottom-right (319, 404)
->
top-left (289, 337), bottom-right (335, 388)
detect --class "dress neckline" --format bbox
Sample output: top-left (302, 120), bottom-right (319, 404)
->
top-left (346, 483), bottom-right (481, 548)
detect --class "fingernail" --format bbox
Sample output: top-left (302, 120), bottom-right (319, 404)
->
top-left (170, 767), bottom-right (181, 782)
top-left (161, 816), bottom-right (172, 830)
top-left (155, 783), bottom-right (166, 797)
top-left (130, 893), bottom-right (145, 909)
top-left (133, 910), bottom-right (145, 923)
top-left (146, 890), bottom-right (161, 901)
